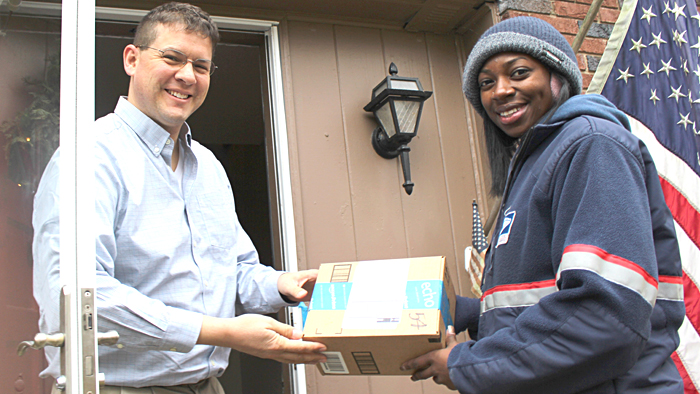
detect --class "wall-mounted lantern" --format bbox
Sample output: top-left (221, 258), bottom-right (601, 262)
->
top-left (363, 62), bottom-right (432, 195)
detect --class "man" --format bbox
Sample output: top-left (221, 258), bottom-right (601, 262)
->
top-left (32, 3), bottom-right (326, 393)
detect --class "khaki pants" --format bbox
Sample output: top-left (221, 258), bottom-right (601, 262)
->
top-left (51, 377), bottom-right (225, 394)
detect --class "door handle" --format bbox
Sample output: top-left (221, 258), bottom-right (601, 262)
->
top-left (97, 330), bottom-right (120, 346)
top-left (17, 332), bottom-right (65, 356)
top-left (17, 330), bottom-right (120, 356)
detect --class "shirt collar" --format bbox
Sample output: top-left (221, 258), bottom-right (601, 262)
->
top-left (114, 97), bottom-right (193, 157)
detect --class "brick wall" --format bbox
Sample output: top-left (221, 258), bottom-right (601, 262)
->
top-left (496, 0), bottom-right (621, 91)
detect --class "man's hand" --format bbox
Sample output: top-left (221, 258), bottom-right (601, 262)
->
top-left (198, 314), bottom-right (327, 364)
top-left (400, 326), bottom-right (461, 390)
top-left (278, 269), bottom-right (318, 302)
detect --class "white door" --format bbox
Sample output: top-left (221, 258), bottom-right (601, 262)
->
top-left (0, 0), bottom-right (98, 392)
top-left (59, 0), bottom-right (99, 392)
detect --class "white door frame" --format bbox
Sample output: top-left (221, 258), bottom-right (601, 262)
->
top-left (61, 0), bottom-right (97, 392)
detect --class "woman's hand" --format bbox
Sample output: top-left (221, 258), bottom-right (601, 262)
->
top-left (400, 325), bottom-right (462, 390)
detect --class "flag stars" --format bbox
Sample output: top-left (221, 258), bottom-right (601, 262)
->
top-left (650, 89), bottom-right (660, 104)
top-left (649, 32), bottom-right (667, 49)
top-left (671, 2), bottom-right (686, 20)
top-left (678, 112), bottom-right (693, 128)
top-left (671, 3), bottom-right (685, 20)
top-left (668, 85), bottom-right (687, 102)
top-left (471, 201), bottom-right (489, 253)
top-left (663, 1), bottom-right (673, 14)
top-left (692, 39), bottom-right (700, 55)
top-left (683, 59), bottom-right (690, 74)
top-left (617, 67), bottom-right (634, 83)
top-left (659, 58), bottom-right (677, 75)
top-left (692, 14), bottom-right (700, 28)
top-left (673, 29), bottom-right (688, 46)
top-left (630, 37), bottom-right (647, 53)
top-left (641, 5), bottom-right (656, 23)
top-left (694, 64), bottom-right (700, 83)
top-left (641, 63), bottom-right (654, 78)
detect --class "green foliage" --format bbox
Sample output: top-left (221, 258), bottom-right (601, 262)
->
top-left (0, 54), bottom-right (60, 191)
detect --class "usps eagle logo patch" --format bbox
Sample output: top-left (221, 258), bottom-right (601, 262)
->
top-left (496, 208), bottom-right (516, 248)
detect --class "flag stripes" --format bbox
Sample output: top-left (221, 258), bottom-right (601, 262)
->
top-left (675, 317), bottom-right (700, 392)
top-left (660, 178), bottom-right (700, 250)
top-left (671, 350), bottom-right (699, 394)
top-left (570, 0), bottom-right (700, 387)
top-left (630, 111), bottom-right (700, 394)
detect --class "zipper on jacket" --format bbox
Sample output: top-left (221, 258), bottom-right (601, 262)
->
top-left (482, 129), bottom-right (536, 281)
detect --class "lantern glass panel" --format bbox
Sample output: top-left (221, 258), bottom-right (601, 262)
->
top-left (375, 103), bottom-right (397, 137)
top-left (394, 100), bottom-right (420, 134)
top-left (373, 80), bottom-right (388, 98)
top-left (390, 79), bottom-right (419, 91)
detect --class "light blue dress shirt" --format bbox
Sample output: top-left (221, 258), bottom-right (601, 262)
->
top-left (33, 97), bottom-right (290, 387)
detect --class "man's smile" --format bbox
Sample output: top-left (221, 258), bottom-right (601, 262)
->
top-left (166, 89), bottom-right (190, 99)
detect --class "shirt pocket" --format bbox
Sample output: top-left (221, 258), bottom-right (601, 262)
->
top-left (195, 187), bottom-right (237, 250)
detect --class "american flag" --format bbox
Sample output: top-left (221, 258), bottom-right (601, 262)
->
top-left (587, 0), bottom-right (700, 391)
top-left (472, 200), bottom-right (489, 254)
top-left (465, 200), bottom-right (488, 297)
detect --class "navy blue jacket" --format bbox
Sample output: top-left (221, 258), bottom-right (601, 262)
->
top-left (448, 94), bottom-right (685, 393)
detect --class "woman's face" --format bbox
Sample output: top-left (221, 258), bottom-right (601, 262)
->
top-left (478, 52), bottom-right (554, 139)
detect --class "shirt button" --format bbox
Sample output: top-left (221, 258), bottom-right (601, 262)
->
top-left (117, 344), bottom-right (124, 349)
top-left (204, 281), bottom-right (209, 287)
top-left (211, 361), bottom-right (216, 367)
top-left (166, 138), bottom-right (172, 145)
top-left (170, 347), bottom-right (177, 352)
top-left (154, 146), bottom-right (160, 154)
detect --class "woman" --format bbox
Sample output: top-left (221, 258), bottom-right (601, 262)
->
top-left (401, 16), bottom-right (685, 393)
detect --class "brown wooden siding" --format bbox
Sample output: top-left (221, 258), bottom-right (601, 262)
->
top-left (280, 19), bottom-right (491, 393)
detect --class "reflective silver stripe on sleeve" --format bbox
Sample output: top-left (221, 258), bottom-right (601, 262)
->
top-left (657, 281), bottom-right (684, 302)
top-left (481, 284), bottom-right (557, 314)
top-left (557, 250), bottom-right (658, 306)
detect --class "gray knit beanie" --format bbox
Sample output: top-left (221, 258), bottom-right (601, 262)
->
top-left (463, 16), bottom-right (582, 118)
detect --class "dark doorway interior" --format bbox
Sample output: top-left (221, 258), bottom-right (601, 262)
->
top-left (95, 21), bottom-right (284, 394)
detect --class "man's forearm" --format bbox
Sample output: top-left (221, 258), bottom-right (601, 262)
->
top-left (95, 272), bottom-right (203, 353)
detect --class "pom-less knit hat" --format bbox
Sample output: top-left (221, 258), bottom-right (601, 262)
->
top-left (463, 16), bottom-right (582, 118)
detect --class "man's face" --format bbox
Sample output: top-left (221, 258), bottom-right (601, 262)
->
top-left (124, 24), bottom-right (212, 136)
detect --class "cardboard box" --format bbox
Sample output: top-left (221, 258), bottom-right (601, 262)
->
top-left (302, 256), bottom-right (455, 376)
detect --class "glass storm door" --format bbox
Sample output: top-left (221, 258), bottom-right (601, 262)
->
top-left (0, 0), bottom-right (98, 393)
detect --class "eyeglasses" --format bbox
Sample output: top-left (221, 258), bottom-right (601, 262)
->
top-left (139, 46), bottom-right (217, 76)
